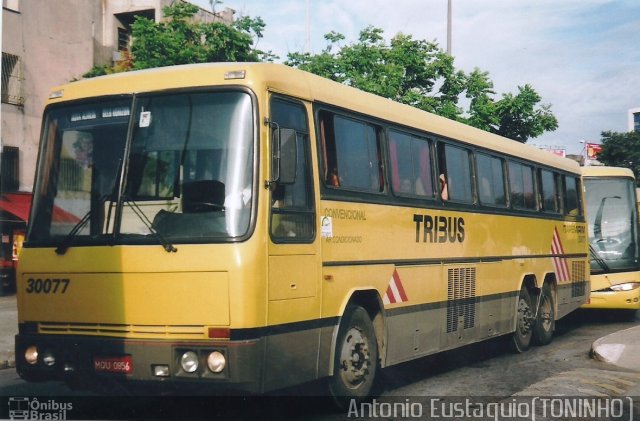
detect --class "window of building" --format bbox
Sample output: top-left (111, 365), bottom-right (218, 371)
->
top-left (1, 53), bottom-right (24, 106)
top-left (117, 27), bottom-right (131, 52)
top-left (1, 146), bottom-right (19, 192)
top-left (476, 153), bottom-right (506, 207)
top-left (509, 161), bottom-right (537, 210)
top-left (388, 129), bottom-right (433, 198)
top-left (2, 0), bottom-right (19, 12)
top-left (634, 112), bottom-right (640, 133)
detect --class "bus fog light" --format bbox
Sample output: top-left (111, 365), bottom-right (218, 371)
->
top-left (180, 351), bottom-right (199, 373)
top-left (207, 351), bottom-right (226, 373)
top-left (153, 365), bottom-right (170, 377)
top-left (42, 350), bottom-right (56, 367)
top-left (25, 346), bottom-right (38, 365)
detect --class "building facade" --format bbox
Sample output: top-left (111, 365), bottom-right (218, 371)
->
top-left (629, 107), bottom-right (640, 133)
top-left (1, 0), bottom-right (233, 193)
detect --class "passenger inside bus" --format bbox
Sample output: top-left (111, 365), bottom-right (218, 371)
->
top-left (439, 174), bottom-right (449, 201)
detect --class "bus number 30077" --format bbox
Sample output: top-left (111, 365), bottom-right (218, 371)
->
top-left (26, 278), bottom-right (70, 294)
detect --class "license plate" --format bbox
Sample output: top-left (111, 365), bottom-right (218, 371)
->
top-left (93, 355), bottom-right (133, 374)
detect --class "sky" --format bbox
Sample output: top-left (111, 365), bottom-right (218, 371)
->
top-left (194, 0), bottom-right (640, 155)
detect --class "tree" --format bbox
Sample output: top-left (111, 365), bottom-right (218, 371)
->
top-left (286, 26), bottom-right (557, 142)
top-left (82, 2), bottom-right (274, 77)
top-left (596, 130), bottom-right (640, 183)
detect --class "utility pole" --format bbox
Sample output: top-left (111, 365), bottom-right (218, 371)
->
top-left (447, 0), bottom-right (452, 55)
top-left (305, 0), bottom-right (311, 53)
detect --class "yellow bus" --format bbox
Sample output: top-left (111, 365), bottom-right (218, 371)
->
top-left (582, 166), bottom-right (640, 311)
top-left (16, 63), bottom-right (588, 400)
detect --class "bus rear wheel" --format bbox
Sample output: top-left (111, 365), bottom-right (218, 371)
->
top-left (329, 305), bottom-right (379, 407)
top-left (532, 284), bottom-right (555, 345)
top-left (511, 286), bottom-right (533, 353)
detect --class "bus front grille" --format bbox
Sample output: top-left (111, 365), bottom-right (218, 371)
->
top-left (37, 322), bottom-right (206, 339)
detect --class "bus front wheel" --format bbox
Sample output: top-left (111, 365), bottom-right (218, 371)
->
top-left (511, 286), bottom-right (534, 353)
top-left (329, 305), bottom-right (379, 406)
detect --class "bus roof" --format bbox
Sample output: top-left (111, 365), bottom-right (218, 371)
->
top-left (581, 166), bottom-right (635, 179)
top-left (47, 62), bottom-right (580, 174)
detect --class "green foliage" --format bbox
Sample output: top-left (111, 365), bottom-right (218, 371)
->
top-left (597, 131), bottom-right (640, 183)
top-left (286, 27), bottom-right (558, 142)
top-left (493, 85), bottom-right (558, 142)
top-left (82, 2), bottom-right (275, 78)
top-left (82, 65), bottom-right (110, 79)
top-left (130, 2), bottom-right (275, 70)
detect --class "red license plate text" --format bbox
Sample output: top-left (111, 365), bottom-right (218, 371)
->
top-left (93, 355), bottom-right (133, 374)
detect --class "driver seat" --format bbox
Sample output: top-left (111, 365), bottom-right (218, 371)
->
top-left (182, 180), bottom-right (225, 213)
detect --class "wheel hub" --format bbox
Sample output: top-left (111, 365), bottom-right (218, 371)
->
top-left (339, 327), bottom-right (371, 385)
top-left (518, 298), bottom-right (533, 334)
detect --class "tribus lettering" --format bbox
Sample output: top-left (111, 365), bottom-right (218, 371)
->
top-left (413, 214), bottom-right (465, 243)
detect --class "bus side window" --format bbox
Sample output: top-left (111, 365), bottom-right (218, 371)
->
top-left (476, 153), bottom-right (506, 207)
top-left (509, 161), bottom-right (538, 210)
top-left (563, 175), bottom-right (582, 216)
top-left (539, 169), bottom-right (561, 213)
top-left (389, 129), bottom-right (433, 198)
top-left (269, 98), bottom-right (315, 242)
top-left (439, 143), bottom-right (472, 203)
top-left (319, 111), bottom-right (384, 193)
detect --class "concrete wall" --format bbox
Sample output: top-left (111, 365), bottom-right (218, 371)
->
top-left (2, 0), bottom-right (98, 191)
top-left (2, 0), bottom-right (233, 192)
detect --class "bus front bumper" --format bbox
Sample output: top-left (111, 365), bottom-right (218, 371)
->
top-left (582, 288), bottom-right (640, 310)
top-left (15, 332), bottom-right (265, 393)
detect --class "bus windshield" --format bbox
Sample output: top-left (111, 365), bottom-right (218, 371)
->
top-left (584, 177), bottom-right (639, 273)
top-left (29, 91), bottom-right (254, 248)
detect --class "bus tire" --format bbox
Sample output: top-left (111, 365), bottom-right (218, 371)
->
top-left (532, 284), bottom-right (555, 345)
top-left (329, 305), bottom-right (379, 407)
top-left (511, 286), bottom-right (533, 353)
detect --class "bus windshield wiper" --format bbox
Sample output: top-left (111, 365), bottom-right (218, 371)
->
top-left (123, 197), bottom-right (177, 253)
top-left (54, 193), bottom-right (119, 255)
top-left (56, 158), bottom-right (124, 255)
top-left (589, 244), bottom-right (610, 272)
top-left (54, 208), bottom-right (93, 255)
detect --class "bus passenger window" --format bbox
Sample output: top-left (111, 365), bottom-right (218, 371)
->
top-left (509, 161), bottom-right (537, 210)
top-left (564, 176), bottom-right (582, 216)
top-left (440, 143), bottom-right (472, 203)
top-left (319, 111), bottom-right (383, 193)
top-left (540, 169), bottom-right (560, 213)
top-left (476, 153), bottom-right (506, 207)
top-left (389, 129), bottom-right (433, 198)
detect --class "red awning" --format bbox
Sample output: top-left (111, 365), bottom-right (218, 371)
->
top-left (0, 192), bottom-right (32, 222)
top-left (0, 192), bottom-right (79, 224)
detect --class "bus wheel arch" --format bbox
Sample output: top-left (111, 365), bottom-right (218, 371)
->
top-left (329, 290), bottom-right (384, 406)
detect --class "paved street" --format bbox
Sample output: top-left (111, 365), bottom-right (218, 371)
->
top-left (1, 307), bottom-right (639, 420)
top-left (0, 294), bottom-right (17, 369)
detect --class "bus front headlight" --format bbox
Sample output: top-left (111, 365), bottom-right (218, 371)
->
top-left (610, 282), bottom-right (640, 292)
top-left (25, 346), bottom-right (38, 365)
top-left (42, 350), bottom-right (56, 367)
top-left (180, 351), bottom-right (199, 373)
top-left (207, 351), bottom-right (226, 373)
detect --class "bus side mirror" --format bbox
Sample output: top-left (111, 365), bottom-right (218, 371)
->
top-left (272, 128), bottom-right (297, 185)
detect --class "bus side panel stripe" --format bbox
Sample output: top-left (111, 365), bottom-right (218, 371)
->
top-left (551, 227), bottom-right (570, 281)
